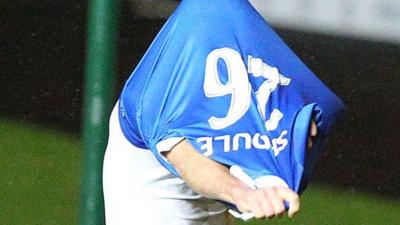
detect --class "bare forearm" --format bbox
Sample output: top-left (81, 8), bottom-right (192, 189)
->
top-left (164, 140), bottom-right (245, 203)
top-left (164, 140), bottom-right (300, 219)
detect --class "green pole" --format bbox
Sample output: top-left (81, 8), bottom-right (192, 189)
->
top-left (80, 0), bottom-right (119, 224)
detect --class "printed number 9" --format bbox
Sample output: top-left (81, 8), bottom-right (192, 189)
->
top-left (204, 48), bottom-right (251, 130)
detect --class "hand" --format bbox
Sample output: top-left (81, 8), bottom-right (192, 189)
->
top-left (230, 184), bottom-right (300, 219)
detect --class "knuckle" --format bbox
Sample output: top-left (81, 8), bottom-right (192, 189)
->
top-left (285, 190), bottom-right (299, 201)
top-left (263, 188), bottom-right (272, 196)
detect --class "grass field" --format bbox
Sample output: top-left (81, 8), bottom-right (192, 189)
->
top-left (1, 118), bottom-right (399, 225)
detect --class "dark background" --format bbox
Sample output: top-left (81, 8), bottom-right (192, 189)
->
top-left (1, 0), bottom-right (399, 197)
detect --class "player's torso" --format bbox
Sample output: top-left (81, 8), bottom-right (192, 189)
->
top-left (118, 0), bottom-right (344, 192)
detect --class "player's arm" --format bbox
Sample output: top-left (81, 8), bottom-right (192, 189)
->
top-left (163, 140), bottom-right (300, 219)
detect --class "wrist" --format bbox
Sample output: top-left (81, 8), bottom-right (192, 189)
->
top-left (226, 179), bottom-right (251, 204)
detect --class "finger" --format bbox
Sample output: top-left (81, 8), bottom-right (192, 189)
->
top-left (276, 187), bottom-right (300, 218)
top-left (308, 120), bottom-right (318, 149)
top-left (310, 120), bottom-right (318, 137)
top-left (264, 188), bottom-right (285, 217)
top-left (252, 201), bottom-right (267, 219)
top-left (258, 191), bottom-right (274, 219)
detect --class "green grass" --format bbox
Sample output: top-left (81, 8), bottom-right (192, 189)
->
top-left (0, 118), bottom-right (81, 225)
top-left (0, 118), bottom-right (399, 225)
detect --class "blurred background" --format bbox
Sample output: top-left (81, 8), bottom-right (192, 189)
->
top-left (1, 0), bottom-right (399, 224)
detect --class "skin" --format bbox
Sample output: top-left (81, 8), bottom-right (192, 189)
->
top-left (164, 120), bottom-right (318, 220)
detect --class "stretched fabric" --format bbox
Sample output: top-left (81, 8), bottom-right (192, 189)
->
top-left (118, 0), bottom-right (345, 193)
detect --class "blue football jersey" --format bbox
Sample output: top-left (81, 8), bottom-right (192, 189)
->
top-left (118, 0), bottom-right (345, 193)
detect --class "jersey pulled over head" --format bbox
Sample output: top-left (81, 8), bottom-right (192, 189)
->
top-left (118, 0), bottom-right (345, 193)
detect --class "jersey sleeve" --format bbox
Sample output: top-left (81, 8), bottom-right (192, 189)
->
top-left (119, 0), bottom-right (345, 192)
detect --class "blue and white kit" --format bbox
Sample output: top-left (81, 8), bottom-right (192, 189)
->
top-left (104, 0), bottom-right (345, 224)
top-left (118, 0), bottom-right (344, 192)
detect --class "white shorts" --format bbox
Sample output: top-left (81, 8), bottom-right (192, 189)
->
top-left (103, 104), bottom-right (231, 225)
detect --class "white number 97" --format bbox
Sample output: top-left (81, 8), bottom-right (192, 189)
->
top-left (204, 48), bottom-right (251, 130)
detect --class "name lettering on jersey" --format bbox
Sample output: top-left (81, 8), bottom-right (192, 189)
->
top-left (197, 131), bottom-right (288, 157)
top-left (199, 48), bottom-right (291, 157)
